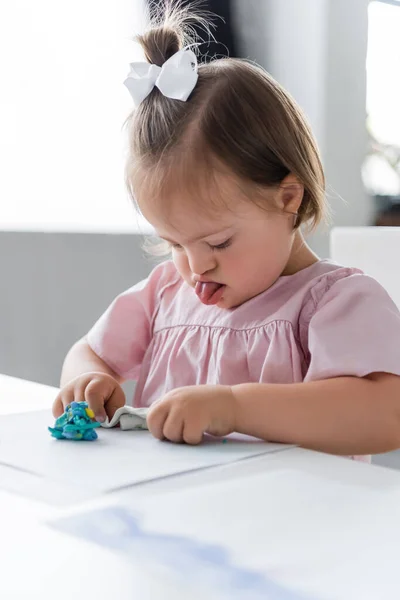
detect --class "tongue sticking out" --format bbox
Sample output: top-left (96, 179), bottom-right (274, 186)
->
top-left (195, 281), bottom-right (224, 305)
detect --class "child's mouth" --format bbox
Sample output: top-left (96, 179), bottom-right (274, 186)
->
top-left (195, 281), bottom-right (226, 305)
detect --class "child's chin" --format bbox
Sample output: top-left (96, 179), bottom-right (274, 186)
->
top-left (216, 294), bottom-right (239, 309)
top-left (215, 296), bottom-right (229, 309)
top-left (219, 291), bottom-right (254, 309)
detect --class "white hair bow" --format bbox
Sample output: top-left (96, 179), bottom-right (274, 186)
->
top-left (124, 48), bottom-right (198, 107)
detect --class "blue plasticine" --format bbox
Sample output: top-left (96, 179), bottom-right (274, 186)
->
top-left (48, 401), bottom-right (101, 441)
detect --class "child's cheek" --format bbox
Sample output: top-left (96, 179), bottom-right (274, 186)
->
top-left (225, 249), bottom-right (245, 272)
top-left (173, 250), bottom-right (190, 279)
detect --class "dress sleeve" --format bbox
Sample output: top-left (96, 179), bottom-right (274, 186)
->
top-left (86, 261), bottom-right (177, 380)
top-left (303, 272), bottom-right (400, 382)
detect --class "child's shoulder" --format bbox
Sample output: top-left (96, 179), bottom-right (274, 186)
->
top-left (110, 260), bottom-right (182, 317)
top-left (292, 258), bottom-right (362, 285)
top-left (295, 259), bottom-right (396, 325)
top-left (147, 259), bottom-right (181, 287)
top-left (127, 260), bottom-right (182, 299)
top-left (272, 259), bottom-right (365, 312)
top-left (295, 259), bottom-right (364, 301)
top-left (297, 261), bottom-right (400, 383)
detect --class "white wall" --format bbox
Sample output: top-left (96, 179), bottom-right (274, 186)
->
top-left (235, 0), bottom-right (328, 151)
top-left (233, 0), bottom-right (372, 257)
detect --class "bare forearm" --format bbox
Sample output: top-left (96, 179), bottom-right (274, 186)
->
top-left (60, 338), bottom-right (124, 387)
top-left (232, 374), bottom-right (400, 455)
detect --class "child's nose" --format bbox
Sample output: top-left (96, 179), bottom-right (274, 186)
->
top-left (187, 249), bottom-right (217, 275)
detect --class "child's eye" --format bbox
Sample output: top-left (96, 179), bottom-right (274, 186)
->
top-left (210, 238), bottom-right (232, 251)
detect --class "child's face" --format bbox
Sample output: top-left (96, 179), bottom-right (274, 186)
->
top-left (140, 182), bottom-right (300, 309)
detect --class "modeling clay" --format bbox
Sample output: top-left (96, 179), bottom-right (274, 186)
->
top-left (48, 401), bottom-right (101, 441)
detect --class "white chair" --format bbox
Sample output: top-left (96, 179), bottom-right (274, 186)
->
top-left (331, 226), bottom-right (400, 469)
top-left (330, 227), bottom-right (400, 309)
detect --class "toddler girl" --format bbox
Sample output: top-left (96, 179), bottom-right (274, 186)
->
top-left (53, 5), bottom-right (400, 460)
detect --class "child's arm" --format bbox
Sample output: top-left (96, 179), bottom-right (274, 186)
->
top-left (60, 337), bottom-right (125, 387)
top-left (232, 373), bottom-right (400, 455)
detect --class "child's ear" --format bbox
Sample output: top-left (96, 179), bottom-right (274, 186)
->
top-left (276, 173), bottom-right (304, 214)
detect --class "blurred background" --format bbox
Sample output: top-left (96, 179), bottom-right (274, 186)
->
top-left (0, 0), bottom-right (399, 452)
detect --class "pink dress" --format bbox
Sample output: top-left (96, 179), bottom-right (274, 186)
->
top-left (87, 259), bottom-right (400, 460)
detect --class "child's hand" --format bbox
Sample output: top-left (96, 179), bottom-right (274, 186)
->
top-left (52, 372), bottom-right (126, 423)
top-left (147, 385), bottom-right (236, 445)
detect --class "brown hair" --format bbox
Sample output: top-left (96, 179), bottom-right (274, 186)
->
top-left (125, 1), bottom-right (326, 233)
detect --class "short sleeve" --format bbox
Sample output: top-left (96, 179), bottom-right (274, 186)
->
top-left (303, 272), bottom-right (400, 382)
top-left (86, 261), bottom-right (178, 380)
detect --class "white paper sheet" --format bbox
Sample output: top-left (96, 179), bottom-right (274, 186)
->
top-left (52, 468), bottom-right (400, 600)
top-left (53, 504), bottom-right (308, 600)
top-left (0, 491), bottom-right (175, 600)
top-left (0, 410), bottom-right (292, 496)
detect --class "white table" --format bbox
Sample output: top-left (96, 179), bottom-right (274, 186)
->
top-left (2, 374), bottom-right (400, 599)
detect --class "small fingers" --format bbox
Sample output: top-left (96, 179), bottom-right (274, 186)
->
top-left (84, 378), bottom-right (109, 422)
top-left (104, 384), bottom-right (126, 420)
top-left (182, 420), bottom-right (203, 446)
top-left (52, 394), bottom-right (65, 418)
top-left (52, 387), bottom-right (78, 417)
top-left (162, 409), bottom-right (184, 443)
top-left (147, 401), bottom-right (170, 440)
